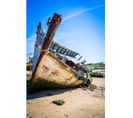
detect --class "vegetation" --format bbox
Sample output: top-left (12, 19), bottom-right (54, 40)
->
top-left (86, 62), bottom-right (105, 78)
top-left (28, 78), bottom-right (81, 93)
top-left (52, 99), bottom-right (65, 105)
top-left (86, 62), bottom-right (105, 70)
top-left (90, 72), bottom-right (105, 78)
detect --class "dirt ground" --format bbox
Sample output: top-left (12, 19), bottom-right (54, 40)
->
top-left (27, 77), bottom-right (105, 118)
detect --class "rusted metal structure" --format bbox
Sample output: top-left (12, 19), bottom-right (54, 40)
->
top-left (29, 13), bottom-right (91, 92)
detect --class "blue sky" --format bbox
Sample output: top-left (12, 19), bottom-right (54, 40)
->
top-left (27, 0), bottom-right (105, 63)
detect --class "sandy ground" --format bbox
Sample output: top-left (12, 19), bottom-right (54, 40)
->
top-left (27, 77), bottom-right (105, 118)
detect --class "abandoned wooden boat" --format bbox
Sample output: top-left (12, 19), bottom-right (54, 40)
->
top-left (29, 13), bottom-right (91, 92)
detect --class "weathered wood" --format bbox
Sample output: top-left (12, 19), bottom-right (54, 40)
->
top-left (30, 51), bottom-right (83, 91)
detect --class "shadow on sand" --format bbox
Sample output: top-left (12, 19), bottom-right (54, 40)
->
top-left (27, 88), bottom-right (77, 100)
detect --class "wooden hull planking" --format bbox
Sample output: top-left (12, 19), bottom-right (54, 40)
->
top-left (30, 51), bottom-right (83, 91)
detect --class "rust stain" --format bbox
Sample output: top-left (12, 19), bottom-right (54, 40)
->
top-left (51, 70), bottom-right (59, 76)
top-left (43, 65), bottom-right (49, 70)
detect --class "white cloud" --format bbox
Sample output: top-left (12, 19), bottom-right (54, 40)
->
top-left (63, 4), bottom-right (104, 22)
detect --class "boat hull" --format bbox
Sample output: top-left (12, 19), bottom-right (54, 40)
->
top-left (30, 51), bottom-right (84, 91)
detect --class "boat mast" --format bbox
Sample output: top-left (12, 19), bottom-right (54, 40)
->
top-left (41, 13), bottom-right (62, 50)
top-left (31, 13), bottom-right (62, 80)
